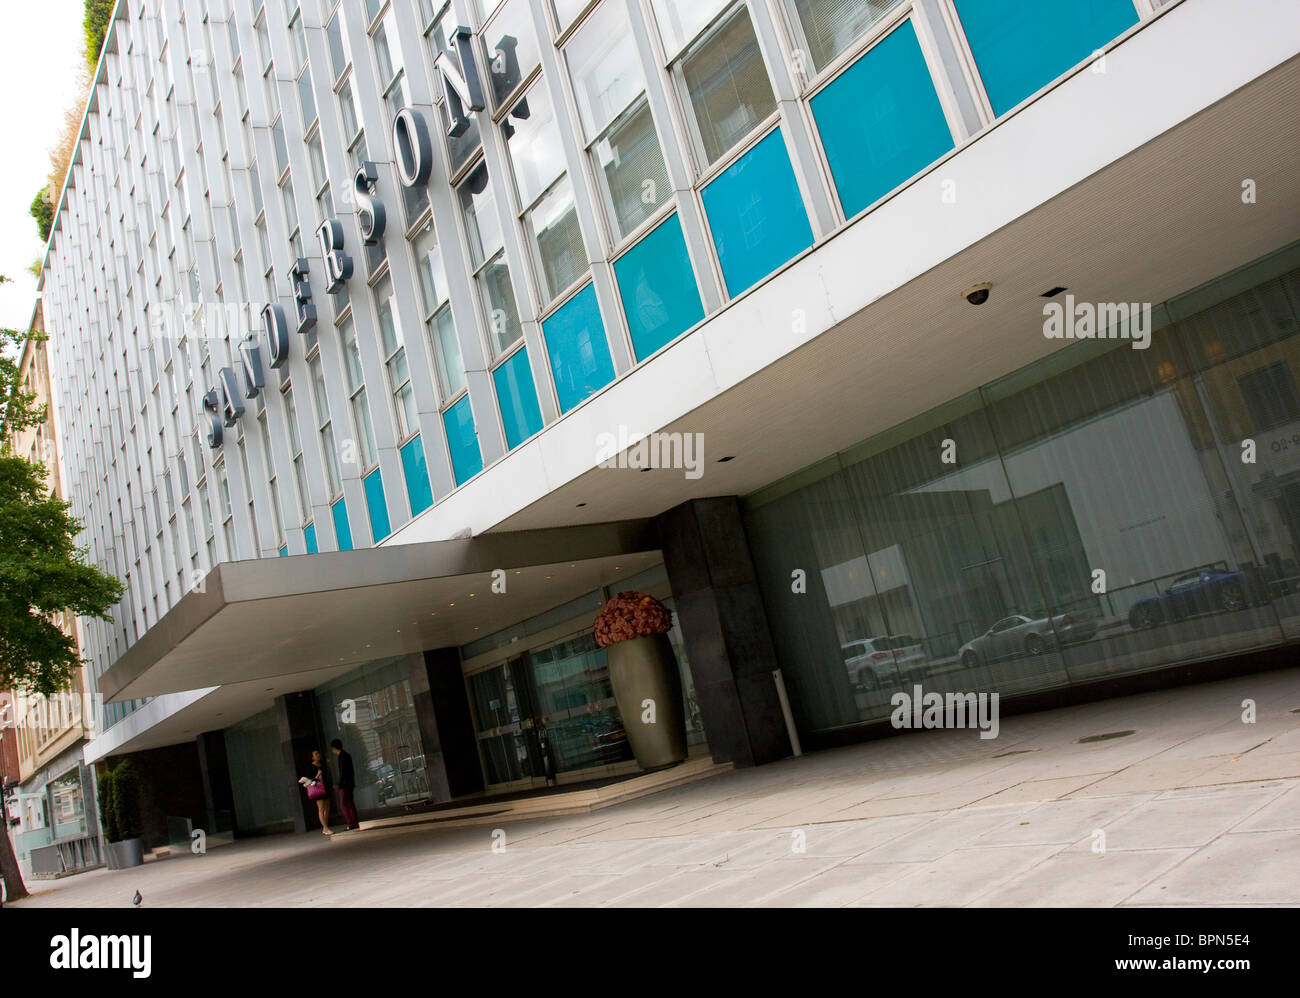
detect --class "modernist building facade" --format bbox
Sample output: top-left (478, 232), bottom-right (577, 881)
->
top-left (3, 303), bottom-right (102, 875)
top-left (38, 0), bottom-right (1300, 837)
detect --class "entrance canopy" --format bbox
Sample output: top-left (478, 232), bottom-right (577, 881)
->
top-left (99, 520), bottom-right (662, 703)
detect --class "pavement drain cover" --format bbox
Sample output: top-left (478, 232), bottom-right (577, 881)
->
top-left (1078, 730), bottom-right (1136, 743)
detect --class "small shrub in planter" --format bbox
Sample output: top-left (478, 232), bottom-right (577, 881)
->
top-left (111, 760), bottom-right (144, 842)
top-left (96, 767), bottom-right (120, 844)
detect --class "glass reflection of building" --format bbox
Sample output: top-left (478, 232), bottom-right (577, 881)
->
top-left (748, 256), bottom-right (1300, 736)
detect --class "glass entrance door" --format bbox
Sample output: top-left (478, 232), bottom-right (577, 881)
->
top-left (467, 655), bottom-right (547, 789)
top-left (467, 634), bottom-right (636, 790)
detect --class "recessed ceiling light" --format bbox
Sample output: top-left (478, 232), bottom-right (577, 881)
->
top-left (469, 593), bottom-right (476, 597)
top-left (449, 602), bottom-right (455, 607)
top-left (1041, 286), bottom-right (1068, 298)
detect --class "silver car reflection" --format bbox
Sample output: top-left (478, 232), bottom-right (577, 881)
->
top-left (958, 612), bottom-right (1097, 667)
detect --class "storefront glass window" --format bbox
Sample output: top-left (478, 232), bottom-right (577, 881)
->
top-left (316, 656), bottom-right (430, 812)
top-left (744, 258), bottom-right (1300, 737)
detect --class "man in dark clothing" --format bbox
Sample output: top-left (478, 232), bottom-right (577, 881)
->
top-left (330, 739), bottom-right (359, 830)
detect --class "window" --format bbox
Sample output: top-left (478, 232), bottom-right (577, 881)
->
top-left (551, 0), bottom-right (591, 35)
top-left (374, 276), bottom-right (419, 440)
top-left (326, 10), bottom-right (348, 81)
top-left (677, 5), bottom-right (776, 167)
top-left (1239, 362), bottom-right (1300, 433)
top-left (339, 316), bottom-right (380, 471)
top-left (459, 161), bottom-right (524, 357)
top-left (480, 0), bottom-right (541, 108)
top-left (283, 384), bottom-right (310, 522)
top-left (309, 354), bottom-right (345, 497)
top-left (809, 18), bottom-right (954, 218)
top-left (650, 0), bottom-right (731, 58)
top-left (503, 82), bottom-right (586, 304)
top-left (565, 0), bottom-right (670, 242)
top-left (428, 10), bottom-right (482, 175)
top-left (700, 128), bottom-right (813, 296)
top-left (412, 219), bottom-right (466, 399)
top-left (785, 0), bottom-right (904, 75)
top-left (952, 0), bottom-right (1139, 117)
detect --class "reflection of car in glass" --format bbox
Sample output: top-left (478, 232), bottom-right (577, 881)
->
top-left (375, 763), bottom-right (397, 803)
top-left (842, 636), bottom-right (927, 690)
top-left (1129, 569), bottom-right (1248, 628)
top-left (959, 612), bottom-right (1097, 667)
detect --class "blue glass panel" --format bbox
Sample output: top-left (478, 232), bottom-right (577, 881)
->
top-left (811, 19), bottom-right (954, 219)
top-left (541, 284), bottom-right (616, 413)
top-left (331, 498), bottom-right (353, 551)
top-left (701, 128), bottom-right (813, 298)
top-left (399, 434), bottom-right (434, 515)
top-left (443, 396), bottom-right (483, 486)
top-left (493, 348), bottom-right (544, 450)
top-left (278, 545), bottom-right (288, 558)
top-left (304, 522), bottom-right (319, 554)
top-left (364, 468), bottom-right (391, 543)
top-left (614, 213), bottom-right (705, 360)
top-left (953, 0), bottom-right (1139, 116)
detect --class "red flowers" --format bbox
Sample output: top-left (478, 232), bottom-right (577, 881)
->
top-left (593, 591), bottom-right (673, 647)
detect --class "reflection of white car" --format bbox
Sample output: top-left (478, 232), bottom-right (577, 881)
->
top-left (959, 612), bottom-right (1098, 667)
top-left (842, 636), bottom-right (927, 690)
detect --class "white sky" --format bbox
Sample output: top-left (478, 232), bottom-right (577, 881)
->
top-left (0, 0), bottom-right (88, 332)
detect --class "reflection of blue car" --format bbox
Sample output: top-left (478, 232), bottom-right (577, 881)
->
top-left (1129, 569), bottom-right (1248, 628)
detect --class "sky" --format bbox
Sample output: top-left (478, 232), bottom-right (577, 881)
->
top-left (0, 0), bottom-right (87, 332)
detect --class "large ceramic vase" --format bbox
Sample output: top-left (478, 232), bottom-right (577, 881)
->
top-left (606, 634), bottom-right (688, 771)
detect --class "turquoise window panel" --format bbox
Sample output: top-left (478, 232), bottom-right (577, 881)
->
top-left (614, 213), bottom-right (705, 360)
top-left (364, 468), bottom-right (391, 543)
top-left (953, 0), bottom-right (1140, 117)
top-left (331, 498), bottom-right (353, 552)
top-left (400, 434), bottom-right (434, 515)
top-left (493, 348), bottom-right (544, 450)
top-left (278, 545), bottom-right (288, 558)
top-left (541, 284), bottom-right (616, 413)
top-left (811, 19), bottom-right (954, 219)
top-left (304, 522), bottom-right (318, 554)
top-left (701, 128), bottom-right (814, 298)
top-left (443, 396), bottom-right (483, 486)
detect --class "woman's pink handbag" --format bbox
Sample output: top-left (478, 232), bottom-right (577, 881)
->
top-left (305, 780), bottom-right (326, 800)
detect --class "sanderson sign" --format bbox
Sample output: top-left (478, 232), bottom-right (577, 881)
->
top-left (201, 27), bottom-right (486, 450)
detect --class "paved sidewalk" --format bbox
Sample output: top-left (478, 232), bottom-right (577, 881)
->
top-left (15, 667), bottom-right (1300, 907)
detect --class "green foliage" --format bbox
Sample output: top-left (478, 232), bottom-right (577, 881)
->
top-left (0, 304), bottom-right (124, 698)
top-left (84, 0), bottom-right (114, 70)
top-left (97, 766), bottom-right (120, 843)
top-left (110, 760), bottom-right (143, 842)
top-left (27, 259), bottom-right (42, 279)
top-left (29, 188), bottom-right (53, 243)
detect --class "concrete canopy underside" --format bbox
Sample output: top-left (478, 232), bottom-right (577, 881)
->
top-left (98, 520), bottom-right (662, 706)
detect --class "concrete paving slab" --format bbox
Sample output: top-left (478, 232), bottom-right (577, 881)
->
top-left (1122, 829), bottom-right (1300, 905)
top-left (971, 850), bottom-right (1194, 907)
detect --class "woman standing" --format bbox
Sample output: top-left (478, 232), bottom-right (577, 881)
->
top-left (304, 748), bottom-right (333, 835)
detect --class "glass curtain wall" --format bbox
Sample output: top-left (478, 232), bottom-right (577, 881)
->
top-left (316, 656), bottom-right (429, 812)
top-left (746, 255), bottom-right (1300, 736)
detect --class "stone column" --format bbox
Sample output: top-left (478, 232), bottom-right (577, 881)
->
top-left (656, 497), bottom-right (792, 767)
top-left (410, 648), bottom-right (484, 802)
